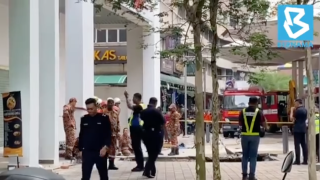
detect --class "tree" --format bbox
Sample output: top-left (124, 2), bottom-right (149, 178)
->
top-left (209, 0), bottom-right (274, 179)
top-left (248, 72), bottom-right (292, 91)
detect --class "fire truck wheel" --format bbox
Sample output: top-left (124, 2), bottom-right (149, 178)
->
top-left (223, 132), bottom-right (229, 138)
top-left (268, 124), bottom-right (278, 133)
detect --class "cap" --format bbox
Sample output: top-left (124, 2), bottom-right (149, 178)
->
top-left (107, 97), bottom-right (114, 102)
top-left (114, 97), bottom-right (121, 103)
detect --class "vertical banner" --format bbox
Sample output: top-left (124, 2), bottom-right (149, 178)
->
top-left (2, 91), bottom-right (22, 157)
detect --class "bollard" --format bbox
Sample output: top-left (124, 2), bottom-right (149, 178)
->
top-left (282, 126), bottom-right (289, 154)
top-left (206, 123), bottom-right (210, 143)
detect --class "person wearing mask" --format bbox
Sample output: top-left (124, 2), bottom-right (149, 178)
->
top-left (167, 104), bottom-right (181, 156)
top-left (62, 98), bottom-right (77, 160)
top-left (238, 97), bottom-right (265, 180)
top-left (141, 98), bottom-right (165, 178)
top-left (79, 98), bottom-right (111, 180)
top-left (124, 91), bottom-right (145, 171)
top-left (102, 98), bottom-right (120, 170)
top-left (291, 99), bottom-right (308, 165)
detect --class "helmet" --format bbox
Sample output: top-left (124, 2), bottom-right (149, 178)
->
top-left (114, 97), bottom-right (121, 104)
top-left (93, 96), bottom-right (102, 105)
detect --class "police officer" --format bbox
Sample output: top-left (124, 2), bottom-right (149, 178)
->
top-left (314, 113), bottom-right (320, 161)
top-left (78, 98), bottom-right (112, 180)
top-left (141, 97), bottom-right (165, 178)
top-left (292, 99), bottom-right (308, 165)
top-left (124, 91), bottom-right (146, 171)
top-left (238, 97), bottom-right (265, 180)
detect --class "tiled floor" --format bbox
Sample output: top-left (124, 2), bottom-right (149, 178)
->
top-left (55, 159), bottom-right (320, 180)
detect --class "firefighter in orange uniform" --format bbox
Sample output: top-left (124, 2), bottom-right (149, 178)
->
top-left (101, 98), bottom-right (120, 170)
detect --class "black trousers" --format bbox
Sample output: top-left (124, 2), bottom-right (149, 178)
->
top-left (143, 130), bottom-right (163, 175)
top-left (293, 132), bottom-right (308, 163)
top-left (130, 126), bottom-right (144, 168)
top-left (81, 150), bottom-right (108, 180)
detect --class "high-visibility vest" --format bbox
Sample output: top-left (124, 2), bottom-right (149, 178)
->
top-left (315, 114), bottom-right (320, 134)
top-left (129, 103), bottom-right (146, 126)
top-left (242, 108), bottom-right (260, 136)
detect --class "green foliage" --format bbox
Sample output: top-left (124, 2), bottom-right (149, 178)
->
top-left (248, 72), bottom-right (291, 91)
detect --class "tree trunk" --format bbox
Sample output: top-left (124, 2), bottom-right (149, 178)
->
top-left (305, 45), bottom-right (317, 180)
top-left (193, 22), bottom-right (206, 180)
top-left (209, 0), bottom-right (222, 179)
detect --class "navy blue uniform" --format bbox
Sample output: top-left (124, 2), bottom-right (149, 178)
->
top-left (293, 106), bottom-right (308, 164)
top-left (141, 105), bottom-right (165, 176)
top-left (79, 113), bottom-right (112, 180)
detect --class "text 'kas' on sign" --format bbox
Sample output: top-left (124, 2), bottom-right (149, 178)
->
top-left (94, 47), bottom-right (127, 64)
top-left (277, 5), bottom-right (314, 48)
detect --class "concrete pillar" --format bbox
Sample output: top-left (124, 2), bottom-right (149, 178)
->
top-left (39, 0), bottom-right (60, 164)
top-left (127, 25), bottom-right (161, 104)
top-left (292, 61), bottom-right (297, 84)
top-left (298, 60), bottom-right (304, 98)
top-left (59, 13), bottom-right (66, 142)
top-left (65, 0), bottom-right (94, 134)
top-left (142, 29), bottom-right (161, 104)
top-left (8, 0), bottom-right (40, 166)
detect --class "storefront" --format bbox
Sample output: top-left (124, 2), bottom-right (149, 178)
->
top-left (94, 46), bottom-right (194, 126)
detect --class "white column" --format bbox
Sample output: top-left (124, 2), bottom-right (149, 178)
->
top-left (9, 0), bottom-right (40, 166)
top-left (142, 3), bottom-right (161, 104)
top-left (298, 60), bottom-right (304, 98)
top-left (59, 13), bottom-right (66, 142)
top-left (292, 61), bottom-right (297, 83)
top-left (142, 30), bottom-right (161, 104)
top-left (65, 0), bottom-right (94, 134)
top-left (39, 0), bottom-right (59, 164)
top-left (127, 24), bottom-right (143, 119)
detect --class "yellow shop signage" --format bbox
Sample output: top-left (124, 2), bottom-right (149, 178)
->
top-left (94, 47), bottom-right (127, 64)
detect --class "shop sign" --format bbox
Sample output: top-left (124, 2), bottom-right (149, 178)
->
top-left (161, 58), bottom-right (174, 75)
top-left (94, 46), bottom-right (127, 64)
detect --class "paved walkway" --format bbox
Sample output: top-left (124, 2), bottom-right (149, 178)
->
top-left (55, 160), bottom-right (320, 180)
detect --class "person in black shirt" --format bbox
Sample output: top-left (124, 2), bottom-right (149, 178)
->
top-left (238, 97), bottom-right (265, 180)
top-left (292, 99), bottom-right (308, 165)
top-left (140, 97), bottom-right (165, 178)
top-left (78, 98), bottom-right (112, 180)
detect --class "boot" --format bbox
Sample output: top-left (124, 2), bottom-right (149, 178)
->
top-left (242, 173), bottom-right (248, 180)
top-left (175, 147), bottom-right (179, 155)
top-left (108, 159), bottom-right (118, 170)
top-left (168, 148), bottom-right (175, 156)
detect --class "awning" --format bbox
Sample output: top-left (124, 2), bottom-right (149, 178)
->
top-left (94, 75), bottom-right (127, 85)
top-left (160, 74), bottom-right (195, 90)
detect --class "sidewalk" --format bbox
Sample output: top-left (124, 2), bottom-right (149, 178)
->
top-left (55, 159), bottom-right (320, 180)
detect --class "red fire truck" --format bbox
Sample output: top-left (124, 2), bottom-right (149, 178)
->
top-left (221, 85), bottom-right (266, 138)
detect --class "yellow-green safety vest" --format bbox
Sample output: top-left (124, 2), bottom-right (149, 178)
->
top-left (242, 108), bottom-right (260, 136)
top-left (129, 103), bottom-right (146, 126)
top-left (315, 114), bottom-right (320, 134)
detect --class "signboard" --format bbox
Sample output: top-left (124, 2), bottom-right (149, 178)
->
top-left (94, 46), bottom-right (127, 64)
top-left (2, 91), bottom-right (22, 157)
top-left (277, 5), bottom-right (313, 48)
top-left (161, 58), bottom-right (174, 75)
